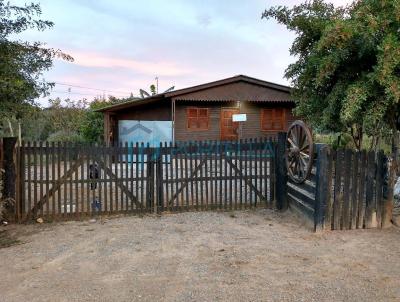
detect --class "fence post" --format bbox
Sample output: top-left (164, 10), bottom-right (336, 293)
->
top-left (146, 146), bottom-right (155, 211)
top-left (156, 143), bottom-right (164, 213)
top-left (314, 145), bottom-right (333, 232)
top-left (2, 137), bottom-right (18, 221)
top-left (275, 132), bottom-right (288, 211)
top-left (382, 154), bottom-right (394, 228)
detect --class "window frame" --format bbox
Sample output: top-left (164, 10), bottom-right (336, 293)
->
top-left (186, 107), bottom-right (210, 131)
top-left (260, 108), bottom-right (286, 132)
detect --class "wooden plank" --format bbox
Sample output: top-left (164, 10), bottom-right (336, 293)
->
top-left (27, 142), bottom-right (32, 219)
top-left (314, 145), bottom-right (333, 232)
top-left (184, 143), bottom-right (189, 210)
top-left (168, 142), bottom-right (173, 211)
top-left (130, 143), bottom-right (135, 212)
top-left (239, 140), bottom-right (243, 209)
top-left (200, 141), bottom-right (205, 210)
top-left (124, 142), bottom-right (129, 212)
top-left (39, 141), bottom-right (44, 218)
top-left (85, 144), bottom-right (91, 216)
top-left (243, 139), bottom-right (248, 209)
top-left (103, 144), bottom-right (108, 214)
top-left (342, 149), bottom-right (352, 230)
top-left (17, 141), bottom-right (24, 221)
top-left (55, 142), bottom-right (61, 217)
top-left (164, 142), bottom-right (169, 211)
top-left (382, 153), bottom-right (394, 228)
top-left (357, 150), bottom-right (367, 229)
top-left (50, 142), bottom-right (55, 219)
top-left (275, 133), bottom-right (287, 211)
top-left (350, 151), bottom-right (359, 229)
top-left (222, 142), bottom-right (227, 209)
top-left (32, 142), bottom-right (40, 219)
top-left (146, 143), bottom-right (154, 211)
top-left (375, 151), bottom-right (384, 227)
top-left (209, 141), bottom-right (214, 210)
top-left (248, 138), bottom-right (253, 208)
top-left (205, 142), bottom-right (210, 210)
top-left (333, 149), bottom-right (343, 230)
top-left (179, 143), bottom-right (185, 211)
top-left (365, 151), bottom-right (376, 228)
top-left (254, 138), bottom-right (259, 207)
top-left (219, 141), bottom-right (223, 209)
top-left (108, 145), bottom-right (115, 214)
top-left (74, 144), bottom-right (80, 218)
top-left (174, 143), bottom-right (179, 211)
top-left (69, 143), bottom-right (74, 218)
top-left (136, 142), bottom-right (140, 212)
top-left (233, 141), bottom-right (237, 210)
top-left (212, 141), bottom-right (217, 210)
top-left (287, 184), bottom-right (315, 207)
top-left (114, 144), bottom-right (119, 213)
top-left (82, 145), bottom-right (86, 216)
top-left (270, 138), bottom-right (275, 207)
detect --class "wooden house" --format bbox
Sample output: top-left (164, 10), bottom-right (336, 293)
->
top-left (99, 75), bottom-right (295, 146)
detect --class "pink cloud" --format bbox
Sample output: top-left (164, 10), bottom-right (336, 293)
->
top-left (68, 51), bottom-right (194, 77)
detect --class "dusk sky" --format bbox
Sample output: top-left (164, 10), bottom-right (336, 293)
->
top-left (15, 0), bottom-right (352, 106)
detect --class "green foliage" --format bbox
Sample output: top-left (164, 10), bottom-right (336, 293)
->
top-left (80, 96), bottom-right (135, 143)
top-left (150, 84), bottom-right (156, 95)
top-left (0, 1), bottom-right (72, 119)
top-left (262, 0), bottom-right (400, 150)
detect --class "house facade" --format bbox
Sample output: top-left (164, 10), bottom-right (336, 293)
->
top-left (99, 75), bottom-right (295, 146)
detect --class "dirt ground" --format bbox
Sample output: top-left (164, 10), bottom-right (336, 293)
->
top-left (0, 209), bottom-right (399, 302)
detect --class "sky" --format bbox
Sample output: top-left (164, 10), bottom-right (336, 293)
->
top-left (14, 0), bottom-right (353, 106)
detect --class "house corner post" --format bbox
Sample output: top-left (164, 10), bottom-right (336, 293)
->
top-left (275, 132), bottom-right (288, 211)
top-left (314, 145), bottom-right (333, 232)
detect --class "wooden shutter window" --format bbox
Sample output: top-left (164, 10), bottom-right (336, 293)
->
top-left (187, 107), bottom-right (210, 131)
top-left (261, 108), bottom-right (285, 131)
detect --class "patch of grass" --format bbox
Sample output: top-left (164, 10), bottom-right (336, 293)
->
top-left (0, 230), bottom-right (21, 249)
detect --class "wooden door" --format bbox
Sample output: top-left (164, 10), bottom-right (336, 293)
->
top-left (220, 108), bottom-right (240, 141)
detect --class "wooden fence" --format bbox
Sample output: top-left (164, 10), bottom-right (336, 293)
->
top-left (289, 145), bottom-right (392, 231)
top-left (13, 138), bottom-right (276, 222)
top-left (1, 134), bottom-right (393, 232)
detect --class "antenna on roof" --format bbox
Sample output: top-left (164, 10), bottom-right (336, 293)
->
top-left (163, 86), bottom-right (175, 93)
top-left (140, 89), bottom-right (150, 98)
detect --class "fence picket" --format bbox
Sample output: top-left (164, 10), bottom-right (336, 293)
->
top-left (350, 151), bottom-right (359, 229)
top-left (342, 149), bottom-right (352, 229)
top-left (365, 151), bottom-right (376, 228)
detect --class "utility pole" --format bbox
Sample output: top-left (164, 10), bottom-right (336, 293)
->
top-left (155, 76), bottom-right (159, 94)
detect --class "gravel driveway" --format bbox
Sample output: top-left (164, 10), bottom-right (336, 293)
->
top-left (0, 209), bottom-right (399, 302)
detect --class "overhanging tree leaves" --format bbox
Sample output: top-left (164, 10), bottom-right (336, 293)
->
top-left (0, 1), bottom-right (73, 119)
top-left (262, 0), bottom-right (400, 150)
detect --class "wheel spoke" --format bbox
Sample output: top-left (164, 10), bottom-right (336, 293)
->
top-left (288, 137), bottom-right (296, 148)
top-left (299, 151), bottom-right (310, 158)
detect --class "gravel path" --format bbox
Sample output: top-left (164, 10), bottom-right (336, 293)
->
top-left (0, 209), bottom-right (399, 302)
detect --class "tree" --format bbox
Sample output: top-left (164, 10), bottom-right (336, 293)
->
top-left (80, 96), bottom-right (136, 143)
top-left (262, 0), bottom-right (400, 151)
top-left (0, 1), bottom-right (73, 119)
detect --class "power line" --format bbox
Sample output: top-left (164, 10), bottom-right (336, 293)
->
top-left (53, 81), bottom-right (132, 95)
top-left (52, 90), bottom-right (125, 98)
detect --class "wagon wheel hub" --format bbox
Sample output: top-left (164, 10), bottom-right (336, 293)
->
top-left (290, 146), bottom-right (300, 155)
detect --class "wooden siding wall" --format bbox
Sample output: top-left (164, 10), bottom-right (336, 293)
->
top-left (174, 101), bottom-right (295, 141)
top-left (115, 101), bottom-right (171, 121)
top-left (240, 102), bottom-right (295, 139)
top-left (175, 101), bottom-right (236, 141)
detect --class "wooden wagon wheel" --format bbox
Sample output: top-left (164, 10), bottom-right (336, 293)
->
top-left (286, 120), bottom-right (314, 183)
